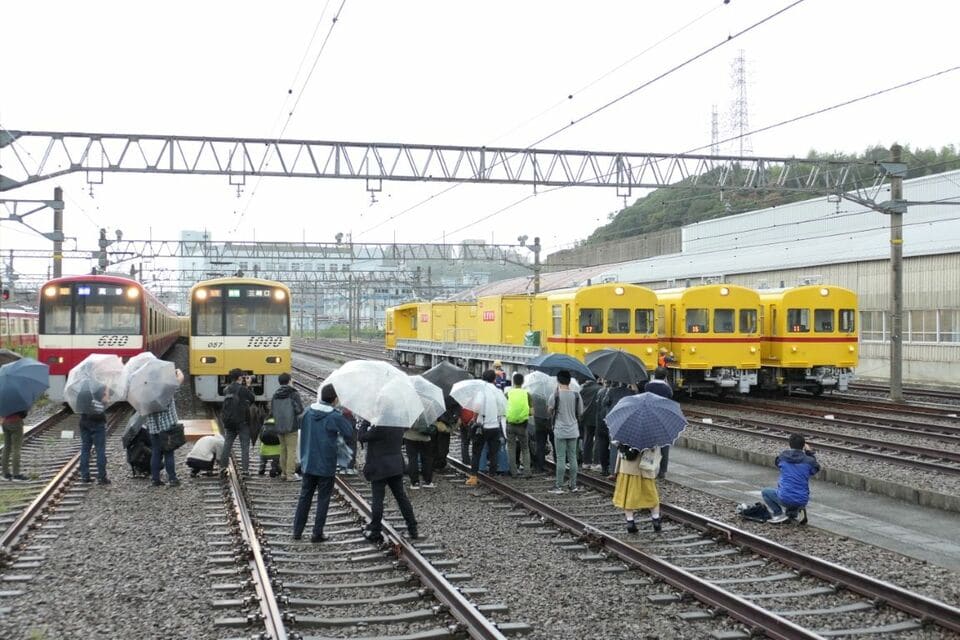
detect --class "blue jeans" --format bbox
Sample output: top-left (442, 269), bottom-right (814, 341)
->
top-left (150, 432), bottom-right (178, 483)
top-left (761, 488), bottom-right (787, 516)
top-left (79, 419), bottom-right (107, 481)
top-left (293, 473), bottom-right (335, 538)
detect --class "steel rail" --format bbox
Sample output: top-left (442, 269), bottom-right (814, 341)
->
top-left (807, 396), bottom-right (960, 420)
top-left (684, 410), bottom-right (960, 474)
top-left (0, 408), bottom-right (122, 562)
top-left (447, 458), bottom-right (823, 640)
top-left (335, 475), bottom-right (510, 640)
top-left (222, 438), bottom-right (288, 639)
top-left (850, 382), bottom-right (960, 402)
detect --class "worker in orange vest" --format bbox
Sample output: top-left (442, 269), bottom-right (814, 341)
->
top-left (657, 348), bottom-right (676, 368)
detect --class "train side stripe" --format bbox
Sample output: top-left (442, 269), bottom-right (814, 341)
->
top-left (760, 336), bottom-right (858, 343)
top-left (546, 337), bottom-right (659, 345)
top-left (668, 337), bottom-right (760, 344)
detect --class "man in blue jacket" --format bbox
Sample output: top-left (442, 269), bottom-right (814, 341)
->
top-left (292, 384), bottom-right (354, 542)
top-left (762, 433), bottom-right (820, 523)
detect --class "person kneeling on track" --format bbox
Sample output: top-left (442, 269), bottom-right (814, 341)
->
top-left (761, 433), bottom-right (819, 524)
top-left (186, 434), bottom-right (225, 477)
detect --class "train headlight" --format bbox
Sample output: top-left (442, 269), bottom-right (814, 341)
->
top-left (819, 288), bottom-right (829, 296)
top-left (200, 356), bottom-right (217, 364)
top-left (273, 289), bottom-right (286, 301)
top-left (47, 356), bottom-right (64, 364)
top-left (646, 347), bottom-right (653, 354)
top-left (266, 356), bottom-right (282, 364)
top-left (689, 347), bottom-right (696, 354)
top-left (791, 346), bottom-right (798, 352)
top-left (720, 287), bottom-right (730, 296)
top-left (44, 286), bottom-right (57, 298)
top-left (126, 287), bottom-right (140, 299)
top-left (614, 286), bottom-right (624, 295)
top-left (195, 289), bottom-right (208, 301)
top-left (848, 346), bottom-right (855, 352)
top-left (749, 346), bottom-right (757, 353)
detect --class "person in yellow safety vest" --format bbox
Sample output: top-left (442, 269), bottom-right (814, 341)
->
top-left (504, 372), bottom-right (533, 478)
top-left (657, 347), bottom-right (676, 368)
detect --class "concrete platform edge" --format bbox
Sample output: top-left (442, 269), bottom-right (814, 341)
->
top-left (676, 436), bottom-right (960, 514)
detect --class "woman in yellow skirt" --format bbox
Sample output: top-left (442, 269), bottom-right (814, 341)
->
top-left (612, 445), bottom-right (662, 533)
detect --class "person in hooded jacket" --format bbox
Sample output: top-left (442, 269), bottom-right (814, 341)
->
top-left (761, 433), bottom-right (820, 522)
top-left (358, 405), bottom-right (419, 543)
top-left (292, 384), bottom-right (354, 542)
top-left (270, 372), bottom-right (305, 481)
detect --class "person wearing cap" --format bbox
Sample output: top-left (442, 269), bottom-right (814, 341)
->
top-left (492, 360), bottom-right (510, 391)
top-left (292, 383), bottom-right (355, 543)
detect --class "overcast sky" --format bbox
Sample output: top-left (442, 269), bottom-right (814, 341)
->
top-left (1, 0), bottom-right (956, 281)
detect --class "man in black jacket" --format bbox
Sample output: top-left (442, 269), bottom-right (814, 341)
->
top-left (358, 419), bottom-right (419, 543)
top-left (220, 368), bottom-right (257, 475)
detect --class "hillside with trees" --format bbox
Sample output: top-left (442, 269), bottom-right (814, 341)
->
top-left (585, 144), bottom-right (960, 245)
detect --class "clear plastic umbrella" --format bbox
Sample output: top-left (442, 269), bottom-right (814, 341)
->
top-left (522, 370), bottom-right (557, 399)
top-left (126, 358), bottom-right (179, 414)
top-left (450, 379), bottom-right (506, 422)
top-left (124, 351), bottom-right (159, 380)
top-left (64, 354), bottom-right (126, 414)
top-left (406, 375), bottom-right (446, 425)
top-left (323, 360), bottom-right (422, 427)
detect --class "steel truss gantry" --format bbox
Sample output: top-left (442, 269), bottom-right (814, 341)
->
top-left (0, 129), bottom-right (890, 200)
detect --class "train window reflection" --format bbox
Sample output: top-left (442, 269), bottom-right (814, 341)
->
top-left (686, 309), bottom-right (708, 333)
top-left (608, 308), bottom-right (630, 334)
top-left (69, 284), bottom-right (141, 335)
top-left (787, 308), bottom-right (809, 332)
top-left (194, 294), bottom-right (224, 336)
top-left (41, 303), bottom-right (72, 335)
top-left (225, 286), bottom-right (289, 336)
top-left (814, 309), bottom-right (834, 332)
top-left (840, 309), bottom-right (855, 333)
top-left (635, 309), bottom-right (654, 334)
top-left (579, 308), bottom-right (602, 334)
top-left (739, 309), bottom-right (757, 333)
top-left (714, 309), bottom-right (735, 333)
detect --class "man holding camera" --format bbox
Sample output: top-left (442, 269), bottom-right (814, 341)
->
top-left (219, 368), bottom-right (257, 476)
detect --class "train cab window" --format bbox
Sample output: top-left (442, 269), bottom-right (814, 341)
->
top-left (814, 309), bottom-right (834, 332)
top-left (40, 297), bottom-right (73, 334)
top-left (73, 285), bottom-right (141, 335)
top-left (686, 308), bottom-right (708, 333)
top-left (551, 305), bottom-right (562, 336)
top-left (786, 308), bottom-right (809, 332)
top-left (193, 289), bottom-right (224, 336)
top-left (739, 309), bottom-right (758, 333)
top-left (714, 309), bottom-right (735, 333)
top-left (225, 286), bottom-right (289, 336)
top-left (839, 309), bottom-right (855, 333)
top-left (608, 308), bottom-right (630, 334)
top-left (635, 309), bottom-right (654, 334)
top-left (579, 308), bottom-right (603, 334)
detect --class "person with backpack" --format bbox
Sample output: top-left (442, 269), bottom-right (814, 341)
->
top-left (258, 416), bottom-right (282, 477)
top-left (76, 381), bottom-right (110, 485)
top-left (220, 368), bottom-right (256, 476)
top-left (146, 369), bottom-right (185, 487)
top-left (613, 444), bottom-right (663, 533)
top-left (547, 370), bottom-right (582, 494)
top-left (504, 372), bottom-right (533, 477)
top-left (293, 384), bottom-right (355, 542)
top-left (269, 373), bottom-right (305, 481)
top-left (464, 369), bottom-right (507, 487)
top-left (762, 433), bottom-right (820, 523)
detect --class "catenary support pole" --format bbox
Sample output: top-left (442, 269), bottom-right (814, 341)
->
top-left (889, 144), bottom-right (904, 403)
top-left (533, 236), bottom-right (542, 294)
top-left (52, 187), bottom-right (63, 278)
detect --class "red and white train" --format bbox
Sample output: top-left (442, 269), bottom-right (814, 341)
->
top-left (0, 308), bottom-right (39, 349)
top-left (38, 274), bottom-right (181, 401)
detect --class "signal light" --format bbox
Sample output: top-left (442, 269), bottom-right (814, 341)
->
top-left (1, 289), bottom-right (8, 301)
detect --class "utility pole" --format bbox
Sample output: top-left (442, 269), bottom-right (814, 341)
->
top-left (53, 187), bottom-right (63, 277)
top-left (533, 236), bottom-right (542, 294)
top-left (889, 144), bottom-right (904, 402)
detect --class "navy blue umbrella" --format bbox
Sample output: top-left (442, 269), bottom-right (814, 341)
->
top-left (0, 357), bottom-right (50, 416)
top-left (526, 353), bottom-right (596, 381)
top-left (605, 392), bottom-right (687, 450)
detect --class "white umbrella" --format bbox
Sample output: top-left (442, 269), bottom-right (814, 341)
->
top-left (124, 351), bottom-right (158, 380)
top-left (406, 375), bottom-right (446, 425)
top-left (450, 379), bottom-right (506, 423)
top-left (64, 354), bottom-right (126, 414)
top-left (522, 370), bottom-right (557, 399)
top-left (324, 360), bottom-right (422, 428)
top-left (127, 358), bottom-right (179, 414)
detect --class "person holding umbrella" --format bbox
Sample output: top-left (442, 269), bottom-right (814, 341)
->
top-left (144, 369), bottom-right (185, 487)
top-left (0, 357), bottom-right (50, 481)
top-left (2, 410), bottom-right (28, 481)
top-left (612, 445), bottom-right (662, 533)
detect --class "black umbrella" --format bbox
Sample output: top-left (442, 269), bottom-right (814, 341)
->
top-left (422, 361), bottom-right (473, 412)
top-left (585, 349), bottom-right (649, 385)
top-left (526, 353), bottom-right (596, 381)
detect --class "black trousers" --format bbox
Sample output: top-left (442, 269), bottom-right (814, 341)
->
top-left (658, 445), bottom-right (670, 477)
top-left (459, 423), bottom-right (471, 465)
top-left (470, 428), bottom-right (501, 474)
top-left (404, 439), bottom-right (434, 484)
top-left (368, 474), bottom-right (417, 534)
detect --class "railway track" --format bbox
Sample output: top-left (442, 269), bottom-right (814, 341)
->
top-left (293, 338), bottom-right (392, 365)
top-left (445, 449), bottom-right (960, 639)
top-left (847, 383), bottom-right (960, 405)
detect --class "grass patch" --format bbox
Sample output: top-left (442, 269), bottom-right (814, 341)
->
top-left (0, 487), bottom-right (34, 515)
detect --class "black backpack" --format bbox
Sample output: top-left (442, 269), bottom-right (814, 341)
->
top-left (222, 383), bottom-right (250, 425)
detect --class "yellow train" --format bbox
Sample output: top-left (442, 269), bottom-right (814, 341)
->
top-left (758, 285), bottom-right (858, 394)
top-left (656, 284), bottom-right (761, 394)
top-left (188, 277), bottom-right (291, 402)
top-left (387, 283), bottom-right (659, 376)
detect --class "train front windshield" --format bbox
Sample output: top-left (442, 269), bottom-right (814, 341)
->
top-left (40, 283), bottom-right (141, 335)
top-left (193, 285), bottom-right (289, 336)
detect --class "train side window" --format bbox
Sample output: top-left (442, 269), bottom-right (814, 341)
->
top-left (579, 308), bottom-right (603, 334)
top-left (22, 319), bottom-right (30, 333)
top-left (635, 309), bottom-right (654, 334)
top-left (656, 305), bottom-right (666, 336)
top-left (839, 309), bottom-right (855, 333)
top-left (739, 309), bottom-right (758, 333)
top-left (714, 309), bottom-right (734, 333)
top-left (608, 308), bottom-right (629, 334)
top-left (0, 318), bottom-right (6, 334)
top-left (814, 309), bottom-right (834, 332)
top-left (551, 305), bottom-right (562, 336)
top-left (686, 308), bottom-right (708, 333)
top-left (786, 308), bottom-right (809, 332)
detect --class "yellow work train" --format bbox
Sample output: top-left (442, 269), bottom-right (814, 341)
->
top-left (758, 285), bottom-right (858, 394)
top-left (387, 283), bottom-right (659, 377)
top-left (188, 277), bottom-right (291, 402)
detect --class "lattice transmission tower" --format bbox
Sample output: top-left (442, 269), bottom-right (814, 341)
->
top-left (729, 49), bottom-right (753, 156)
top-left (710, 104), bottom-right (720, 156)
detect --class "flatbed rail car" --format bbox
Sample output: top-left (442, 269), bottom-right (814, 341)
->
top-left (189, 277), bottom-right (291, 402)
top-left (38, 275), bottom-right (179, 401)
top-left (656, 284), bottom-right (761, 395)
top-left (387, 283), bottom-right (659, 376)
top-left (758, 285), bottom-right (858, 394)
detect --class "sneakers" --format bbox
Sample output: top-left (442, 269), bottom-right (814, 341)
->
top-left (569, 486), bottom-right (581, 493)
top-left (310, 534), bottom-right (328, 543)
top-left (152, 480), bottom-right (166, 487)
top-left (420, 482), bottom-right (436, 489)
top-left (168, 479), bottom-right (180, 487)
top-left (97, 477), bottom-right (111, 485)
top-left (464, 475), bottom-right (478, 487)
top-left (768, 514), bottom-right (789, 524)
top-left (362, 529), bottom-right (384, 544)
top-left (11, 474), bottom-right (29, 482)
top-left (409, 483), bottom-right (421, 490)
top-left (652, 517), bottom-right (662, 533)
top-left (292, 533), bottom-right (302, 541)
top-left (407, 527), bottom-right (419, 540)
top-left (2, 473), bottom-right (11, 481)
top-left (80, 477), bottom-right (94, 483)
top-left (343, 468), bottom-right (358, 476)
top-left (547, 487), bottom-right (565, 494)
top-left (626, 520), bottom-right (638, 534)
